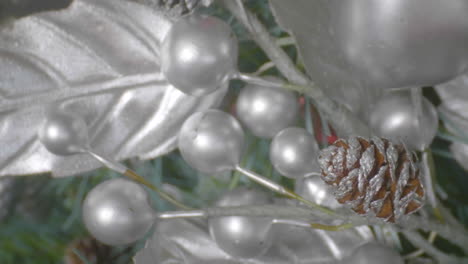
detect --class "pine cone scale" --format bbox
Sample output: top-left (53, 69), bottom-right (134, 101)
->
top-left (319, 136), bottom-right (425, 222)
top-left (345, 137), bottom-right (361, 170)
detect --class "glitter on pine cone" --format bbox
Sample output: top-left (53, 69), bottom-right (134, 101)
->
top-left (318, 137), bottom-right (425, 223)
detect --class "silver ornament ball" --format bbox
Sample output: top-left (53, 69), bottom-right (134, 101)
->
top-left (82, 178), bottom-right (155, 246)
top-left (347, 243), bottom-right (404, 264)
top-left (369, 90), bottom-right (438, 150)
top-left (209, 187), bottom-right (274, 259)
top-left (270, 127), bottom-right (319, 179)
top-left (38, 109), bottom-right (89, 156)
top-left (295, 176), bottom-right (341, 209)
top-left (178, 109), bottom-right (245, 174)
top-left (330, 0), bottom-right (468, 89)
top-left (236, 77), bottom-right (298, 138)
top-left (161, 14), bottom-right (238, 96)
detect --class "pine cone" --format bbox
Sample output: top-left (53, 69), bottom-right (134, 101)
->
top-left (318, 137), bottom-right (425, 222)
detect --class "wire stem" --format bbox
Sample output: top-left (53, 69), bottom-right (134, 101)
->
top-left (124, 170), bottom-right (192, 210)
top-left (87, 150), bottom-right (192, 210)
top-left (310, 223), bottom-right (355, 232)
top-left (234, 165), bottom-right (334, 215)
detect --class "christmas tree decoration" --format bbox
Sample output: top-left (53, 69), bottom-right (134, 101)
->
top-left (369, 90), bottom-right (438, 151)
top-left (82, 178), bottom-right (155, 246)
top-left (161, 14), bottom-right (238, 96)
top-left (209, 187), bottom-right (274, 259)
top-left (0, 0), bottom-right (226, 178)
top-left (178, 110), bottom-right (301, 200)
top-left (4, 1), bottom-right (468, 263)
top-left (236, 78), bottom-right (298, 138)
top-left (270, 127), bottom-right (319, 179)
top-left (318, 137), bottom-right (425, 222)
top-left (346, 243), bottom-right (404, 264)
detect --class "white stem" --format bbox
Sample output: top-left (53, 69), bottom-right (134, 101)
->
top-left (236, 72), bottom-right (284, 88)
top-left (234, 0), bottom-right (253, 31)
top-left (157, 210), bottom-right (206, 220)
top-left (303, 172), bottom-right (322, 177)
top-left (221, 0), bottom-right (307, 85)
top-left (234, 165), bottom-right (294, 198)
top-left (421, 150), bottom-right (437, 208)
top-left (403, 230), bottom-right (459, 263)
top-left (86, 149), bottom-right (127, 174)
top-left (146, 203), bottom-right (468, 252)
top-left (411, 87), bottom-right (425, 150)
top-left (275, 37), bottom-right (296, 47)
top-left (272, 218), bottom-right (311, 227)
top-left (253, 61), bottom-right (276, 75)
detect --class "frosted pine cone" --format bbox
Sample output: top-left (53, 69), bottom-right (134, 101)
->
top-left (318, 137), bottom-right (425, 222)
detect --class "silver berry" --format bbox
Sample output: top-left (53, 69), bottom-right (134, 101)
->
top-left (209, 187), bottom-right (274, 259)
top-left (369, 90), bottom-right (438, 150)
top-left (161, 14), bottom-right (238, 96)
top-left (236, 77), bottom-right (298, 138)
top-left (38, 109), bottom-right (89, 156)
top-left (178, 109), bottom-right (244, 174)
top-left (270, 127), bottom-right (319, 179)
top-left (82, 178), bottom-right (155, 246)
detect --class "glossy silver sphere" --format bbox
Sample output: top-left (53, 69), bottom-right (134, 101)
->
top-left (82, 178), bottom-right (155, 246)
top-left (209, 187), bottom-right (274, 259)
top-left (347, 243), bottom-right (404, 264)
top-left (178, 110), bottom-right (245, 174)
top-left (295, 176), bottom-right (341, 209)
top-left (38, 109), bottom-right (89, 156)
top-left (161, 14), bottom-right (238, 96)
top-left (236, 77), bottom-right (298, 138)
top-left (270, 127), bottom-right (319, 179)
top-left (330, 0), bottom-right (468, 89)
top-left (369, 90), bottom-right (438, 150)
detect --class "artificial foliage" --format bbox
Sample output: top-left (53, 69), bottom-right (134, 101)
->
top-left (0, 0), bottom-right (468, 263)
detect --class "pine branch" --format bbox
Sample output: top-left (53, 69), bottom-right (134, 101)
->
top-left (403, 230), bottom-right (467, 264)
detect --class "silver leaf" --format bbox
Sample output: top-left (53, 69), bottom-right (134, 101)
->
top-left (134, 218), bottom-right (373, 264)
top-left (129, 0), bottom-right (213, 17)
top-left (436, 74), bottom-right (468, 171)
top-left (0, 0), bottom-right (227, 177)
top-left (268, 0), bottom-right (380, 119)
